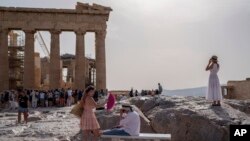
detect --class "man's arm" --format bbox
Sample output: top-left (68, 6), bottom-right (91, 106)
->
top-left (113, 110), bottom-right (128, 128)
top-left (119, 112), bottom-right (133, 127)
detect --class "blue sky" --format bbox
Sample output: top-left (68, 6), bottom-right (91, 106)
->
top-left (1, 0), bottom-right (250, 90)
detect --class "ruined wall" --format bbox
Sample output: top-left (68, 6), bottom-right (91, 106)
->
top-left (227, 78), bottom-right (250, 100)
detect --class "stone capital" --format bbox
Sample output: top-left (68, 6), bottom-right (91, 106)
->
top-left (50, 29), bottom-right (61, 35)
top-left (95, 30), bottom-right (106, 38)
top-left (75, 29), bottom-right (86, 36)
top-left (96, 29), bottom-right (106, 34)
top-left (23, 29), bottom-right (36, 34)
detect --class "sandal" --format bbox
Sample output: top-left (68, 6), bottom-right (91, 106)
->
top-left (216, 103), bottom-right (221, 106)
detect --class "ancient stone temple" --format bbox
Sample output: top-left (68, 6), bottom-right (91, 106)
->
top-left (0, 2), bottom-right (112, 91)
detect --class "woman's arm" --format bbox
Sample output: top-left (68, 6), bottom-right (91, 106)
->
top-left (88, 97), bottom-right (97, 107)
top-left (89, 97), bottom-right (107, 108)
top-left (206, 60), bottom-right (213, 71)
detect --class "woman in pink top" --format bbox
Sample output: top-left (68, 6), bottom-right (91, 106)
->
top-left (106, 92), bottom-right (116, 112)
top-left (80, 86), bottom-right (106, 141)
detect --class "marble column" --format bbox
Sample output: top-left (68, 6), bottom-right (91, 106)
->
top-left (74, 30), bottom-right (86, 90)
top-left (49, 30), bottom-right (61, 89)
top-left (95, 30), bottom-right (106, 91)
top-left (0, 29), bottom-right (9, 91)
top-left (23, 29), bottom-right (36, 89)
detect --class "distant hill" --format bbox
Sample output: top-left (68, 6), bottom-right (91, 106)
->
top-left (163, 87), bottom-right (207, 97)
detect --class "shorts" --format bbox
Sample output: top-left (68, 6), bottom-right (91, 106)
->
top-left (18, 107), bottom-right (28, 113)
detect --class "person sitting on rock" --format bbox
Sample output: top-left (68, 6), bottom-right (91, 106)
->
top-left (102, 104), bottom-right (141, 136)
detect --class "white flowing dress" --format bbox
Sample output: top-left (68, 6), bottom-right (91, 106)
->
top-left (206, 64), bottom-right (223, 101)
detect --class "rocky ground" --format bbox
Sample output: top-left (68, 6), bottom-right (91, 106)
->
top-left (0, 107), bottom-right (81, 141)
top-left (129, 96), bottom-right (250, 141)
top-left (0, 96), bottom-right (250, 141)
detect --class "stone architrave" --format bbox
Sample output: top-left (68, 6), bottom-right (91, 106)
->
top-left (74, 30), bottom-right (86, 90)
top-left (95, 30), bottom-right (106, 91)
top-left (0, 29), bottom-right (9, 91)
top-left (49, 30), bottom-right (61, 89)
top-left (23, 29), bottom-right (36, 89)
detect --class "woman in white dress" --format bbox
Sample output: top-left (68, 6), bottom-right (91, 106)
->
top-left (205, 56), bottom-right (222, 106)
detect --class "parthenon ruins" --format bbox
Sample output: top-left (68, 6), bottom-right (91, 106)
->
top-left (0, 2), bottom-right (112, 91)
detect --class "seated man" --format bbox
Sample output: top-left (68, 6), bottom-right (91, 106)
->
top-left (103, 104), bottom-right (141, 136)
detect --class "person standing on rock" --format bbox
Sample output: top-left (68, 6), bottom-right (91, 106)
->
top-left (129, 88), bottom-right (134, 97)
top-left (80, 86), bottom-right (107, 141)
top-left (67, 88), bottom-right (73, 106)
top-left (206, 55), bottom-right (223, 106)
top-left (39, 91), bottom-right (45, 107)
top-left (31, 90), bottom-right (37, 108)
top-left (59, 90), bottom-right (65, 107)
top-left (158, 83), bottom-right (163, 94)
top-left (4, 91), bottom-right (10, 108)
top-left (17, 90), bottom-right (29, 124)
top-left (77, 89), bottom-right (83, 103)
top-left (106, 92), bottom-right (116, 113)
top-left (135, 90), bottom-right (138, 96)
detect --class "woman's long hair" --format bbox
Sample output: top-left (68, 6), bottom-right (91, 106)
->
top-left (81, 86), bottom-right (95, 106)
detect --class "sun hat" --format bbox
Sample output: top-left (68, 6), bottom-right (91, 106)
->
top-left (211, 55), bottom-right (218, 60)
top-left (121, 103), bottom-right (133, 111)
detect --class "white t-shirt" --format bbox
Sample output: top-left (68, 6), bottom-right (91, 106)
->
top-left (120, 111), bottom-right (141, 136)
top-left (40, 92), bottom-right (45, 99)
top-left (32, 91), bottom-right (37, 101)
top-left (67, 90), bottom-right (72, 97)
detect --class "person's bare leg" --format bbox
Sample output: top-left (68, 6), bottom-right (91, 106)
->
top-left (18, 112), bottom-right (21, 123)
top-left (24, 112), bottom-right (28, 124)
top-left (82, 130), bottom-right (90, 141)
top-left (93, 129), bottom-right (101, 141)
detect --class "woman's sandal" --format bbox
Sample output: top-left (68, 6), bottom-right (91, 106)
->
top-left (212, 103), bottom-right (217, 106)
top-left (216, 103), bottom-right (221, 106)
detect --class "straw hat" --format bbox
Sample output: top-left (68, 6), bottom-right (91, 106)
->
top-left (211, 55), bottom-right (218, 61)
top-left (121, 103), bottom-right (133, 111)
top-left (120, 103), bottom-right (151, 124)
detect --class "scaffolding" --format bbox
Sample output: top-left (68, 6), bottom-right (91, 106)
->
top-left (8, 31), bottom-right (25, 89)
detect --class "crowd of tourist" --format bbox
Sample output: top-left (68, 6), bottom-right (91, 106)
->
top-left (0, 82), bottom-right (163, 111)
top-left (129, 83), bottom-right (163, 97)
top-left (0, 88), bottom-right (107, 110)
